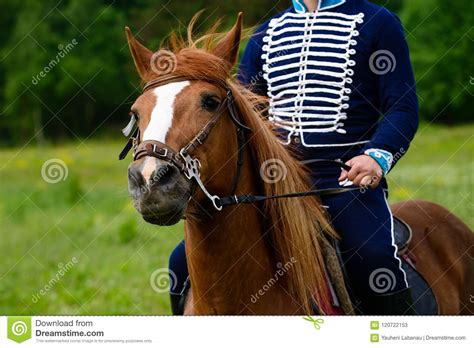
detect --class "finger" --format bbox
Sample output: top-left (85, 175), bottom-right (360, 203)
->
top-left (369, 175), bottom-right (381, 189)
top-left (347, 164), bottom-right (361, 181)
top-left (352, 172), bottom-right (369, 186)
top-left (338, 159), bottom-right (353, 181)
top-left (338, 169), bottom-right (348, 181)
top-left (360, 175), bottom-right (374, 187)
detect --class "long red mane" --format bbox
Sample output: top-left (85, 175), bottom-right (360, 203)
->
top-left (153, 13), bottom-right (338, 313)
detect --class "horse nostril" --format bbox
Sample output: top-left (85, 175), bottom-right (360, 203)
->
top-left (128, 165), bottom-right (146, 195)
top-left (150, 164), bottom-right (176, 186)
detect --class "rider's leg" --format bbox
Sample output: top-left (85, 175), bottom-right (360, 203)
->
top-left (168, 240), bottom-right (189, 315)
top-left (321, 185), bottom-right (414, 315)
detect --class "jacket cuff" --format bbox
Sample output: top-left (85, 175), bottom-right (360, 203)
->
top-left (364, 148), bottom-right (393, 176)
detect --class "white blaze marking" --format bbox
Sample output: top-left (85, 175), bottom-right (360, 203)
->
top-left (141, 81), bottom-right (189, 183)
top-left (142, 157), bottom-right (158, 183)
top-left (142, 81), bottom-right (190, 142)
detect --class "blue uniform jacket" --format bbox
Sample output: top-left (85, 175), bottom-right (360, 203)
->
top-left (238, 0), bottom-right (419, 174)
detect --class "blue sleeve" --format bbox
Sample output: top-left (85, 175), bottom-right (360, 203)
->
top-left (237, 23), bottom-right (268, 96)
top-left (363, 12), bottom-right (419, 171)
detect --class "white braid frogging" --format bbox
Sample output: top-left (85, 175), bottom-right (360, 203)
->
top-left (262, 11), bottom-right (365, 146)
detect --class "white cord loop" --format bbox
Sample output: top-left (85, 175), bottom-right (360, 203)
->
top-left (262, 11), bottom-right (365, 145)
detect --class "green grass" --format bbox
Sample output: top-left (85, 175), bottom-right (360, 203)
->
top-left (0, 124), bottom-right (472, 315)
top-left (0, 140), bottom-right (183, 315)
top-left (387, 123), bottom-right (473, 227)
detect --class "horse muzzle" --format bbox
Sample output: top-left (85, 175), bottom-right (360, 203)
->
top-left (127, 157), bottom-right (191, 225)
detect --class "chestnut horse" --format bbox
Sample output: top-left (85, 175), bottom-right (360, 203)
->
top-left (123, 14), bottom-right (474, 315)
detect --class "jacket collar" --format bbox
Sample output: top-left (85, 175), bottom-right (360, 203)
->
top-left (292, 0), bottom-right (346, 13)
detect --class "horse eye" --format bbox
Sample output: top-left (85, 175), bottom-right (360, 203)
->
top-left (201, 96), bottom-right (220, 112)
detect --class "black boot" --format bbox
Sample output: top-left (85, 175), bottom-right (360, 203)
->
top-left (170, 293), bottom-right (184, 315)
top-left (170, 278), bottom-right (190, 315)
top-left (363, 287), bottom-right (415, 315)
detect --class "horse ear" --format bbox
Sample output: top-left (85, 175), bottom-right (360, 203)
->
top-left (211, 12), bottom-right (243, 68)
top-left (125, 26), bottom-right (153, 81)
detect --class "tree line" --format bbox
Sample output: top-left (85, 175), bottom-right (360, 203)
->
top-left (0, 0), bottom-right (472, 145)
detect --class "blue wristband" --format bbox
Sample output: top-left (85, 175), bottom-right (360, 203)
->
top-left (364, 149), bottom-right (393, 176)
top-left (292, 0), bottom-right (307, 13)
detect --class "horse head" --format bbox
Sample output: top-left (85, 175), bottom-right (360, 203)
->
top-left (124, 14), bottom-right (244, 225)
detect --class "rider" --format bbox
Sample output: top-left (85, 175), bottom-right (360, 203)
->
top-left (169, 0), bottom-right (418, 314)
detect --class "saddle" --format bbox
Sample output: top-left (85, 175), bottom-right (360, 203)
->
top-left (330, 216), bottom-right (438, 315)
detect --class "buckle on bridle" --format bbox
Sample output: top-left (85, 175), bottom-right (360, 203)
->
top-left (152, 144), bottom-right (168, 158)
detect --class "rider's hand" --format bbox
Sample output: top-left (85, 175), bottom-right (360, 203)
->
top-left (338, 155), bottom-right (383, 188)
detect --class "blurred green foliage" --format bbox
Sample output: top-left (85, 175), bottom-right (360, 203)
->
top-left (0, 0), bottom-right (472, 145)
top-left (400, 0), bottom-right (474, 123)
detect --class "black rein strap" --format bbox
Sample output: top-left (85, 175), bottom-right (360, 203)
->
top-left (217, 159), bottom-right (358, 208)
top-left (218, 186), bottom-right (359, 207)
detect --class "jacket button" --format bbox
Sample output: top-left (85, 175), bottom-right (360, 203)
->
top-left (293, 137), bottom-right (301, 144)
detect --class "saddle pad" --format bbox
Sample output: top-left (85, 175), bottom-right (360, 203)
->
top-left (401, 257), bottom-right (438, 314)
top-left (394, 216), bottom-right (412, 255)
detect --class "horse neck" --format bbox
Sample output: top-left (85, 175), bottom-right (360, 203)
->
top-left (184, 149), bottom-right (294, 314)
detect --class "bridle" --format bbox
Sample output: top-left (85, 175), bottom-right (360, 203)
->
top-left (119, 75), bottom-right (357, 211)
top-left (119, 74), bottom-right (251, 210)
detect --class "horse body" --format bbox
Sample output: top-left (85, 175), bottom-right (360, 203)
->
top-left (123, 13), bottom-right (474, 315)
top-left (183, 163), bottom-right (474, 315)
top-left (393, 200), bottom-right (474, 314)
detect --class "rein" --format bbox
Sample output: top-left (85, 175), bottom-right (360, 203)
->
top-left (119, 75), bottom-right (356, 210)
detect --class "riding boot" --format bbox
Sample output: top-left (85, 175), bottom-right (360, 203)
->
top-left (170, 294), bottom-right (184, 315)
top-left (170, 277), bottom-right (190, 315)
top-left (362, 287), bottom-right (415, 315)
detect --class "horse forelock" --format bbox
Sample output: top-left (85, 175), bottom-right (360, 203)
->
top-left (145, 19), bottom-right (232, 86)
